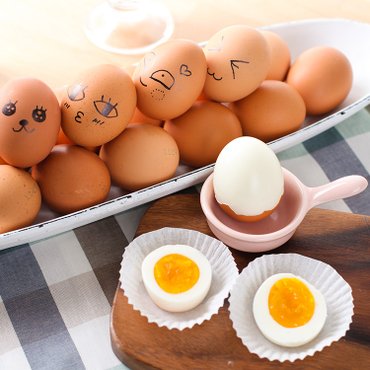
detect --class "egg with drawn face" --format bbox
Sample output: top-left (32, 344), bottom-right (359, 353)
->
top-left (0, 78), bottom-right (61, 168)
top-left (133, 39), bottom-right (207, 120)
top-left (204, 25), bottom-right (271, 102)
top-left (61, 64), bottom-right (136, 147)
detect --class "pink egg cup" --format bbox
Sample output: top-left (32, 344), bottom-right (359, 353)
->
top-left (200, 168), bottom-right (368, 252)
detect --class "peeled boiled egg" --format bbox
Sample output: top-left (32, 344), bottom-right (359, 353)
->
top-left (253, 273), bottom-right (327, 347)
top-left (141, 245), bottom-right (212, 312)
top-left (213, 136), bottom-right (284, 222)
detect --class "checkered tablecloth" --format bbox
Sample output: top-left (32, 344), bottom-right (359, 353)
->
top-left (1, 108), bottom-right (369, 370)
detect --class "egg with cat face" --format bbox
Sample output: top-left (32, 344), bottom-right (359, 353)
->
top-left (204, 25), bottom-right (271, 102)
top-left (0, 78), bottom-right (61, 168)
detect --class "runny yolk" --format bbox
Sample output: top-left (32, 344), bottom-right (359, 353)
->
top-left (268, 277), bottom-right (315, 328)
top-left (154, 253), bottom-right (199, 294)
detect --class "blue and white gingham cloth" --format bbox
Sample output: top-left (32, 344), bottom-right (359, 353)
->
top-left (0, 108), bottom-right (369, 370)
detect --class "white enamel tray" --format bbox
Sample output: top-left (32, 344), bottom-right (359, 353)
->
top-left (1, 18), bottom-right (370, 250)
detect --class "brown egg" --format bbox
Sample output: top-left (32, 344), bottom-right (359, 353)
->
top-left (261, 30), bottom-right (291, 81)
top-left (286, 46), bottom-right (353, 115)
top-left (0, 78), bottom-right (61, 168)
top-left (0, 156), bottom-right (7, 165)
top-left (100, 123), bottom-right (179, 191)
top-left (164, 101), bottom-right (242, 167)
top-left (56, 127), bottom-right (74, 145)
top-left (32, 145), bottom-right (111, 214)
top-left (133, 39), bottom-right (207, 120)
top-left (55, 127), bottom-right (98, 153)
top-left (130, 107), bottom-right (163, 126)
top-left (196, 91), bottom-right (209, 101)
top-left (53, 85), bottom-right (66, 104)
top-left (0, 165), bottom-right (41, 233)
top-left (123, 64), bottom-right (136, 77)
top-left (61, 64), bottom-right (136, 147)
top-left (230, 80), bottom-right (306, 142)
top-left (203, 25), bottom-right (271, 102)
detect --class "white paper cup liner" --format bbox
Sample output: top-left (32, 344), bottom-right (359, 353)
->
top-left (228, 253), bottom-right (354, 362)
top-left (119, 227), bottom-right (239, 330)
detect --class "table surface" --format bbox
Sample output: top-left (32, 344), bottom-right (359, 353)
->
top-left (111, 196), bottom-right (370, 370)
top-left (0, 1), bottom-right (370, 370)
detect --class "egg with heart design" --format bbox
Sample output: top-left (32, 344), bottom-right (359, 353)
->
top-left (133, 39), bottom-right (207, 120)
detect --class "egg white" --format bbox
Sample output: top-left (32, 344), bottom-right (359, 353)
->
top-left (253, 273), bottom-right (327, 347)
top-left (213, 136), bottom-right (284, 216)
top-left (141, 244), bottom-right (212, 312)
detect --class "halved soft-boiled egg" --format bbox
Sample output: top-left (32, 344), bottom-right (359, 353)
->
top-left (141, 245), bottom-right (212, 312)
top-left (253, 273), bottom-right (327, 347)
top-left (213, 136), bottom-right (284, 222)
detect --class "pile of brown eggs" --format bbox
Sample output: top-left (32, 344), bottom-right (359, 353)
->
top-left (0, 25), bottom-right (353, 233)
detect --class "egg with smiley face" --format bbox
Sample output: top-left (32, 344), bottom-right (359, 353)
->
top-left (133, 39), bottom-right (207, 120)
top-left (204, 25), bottom-right (271, 102)
top-left (0, 78), bottom-right (61, 168)
top-left (61, 64), bottom-right (136, 147)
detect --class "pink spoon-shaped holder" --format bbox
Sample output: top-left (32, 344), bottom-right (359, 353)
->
top-left (200, 168), bottom-right (368, 252)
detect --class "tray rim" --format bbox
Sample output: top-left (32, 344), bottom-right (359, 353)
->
top-left (1, 17), bottom-right (370, 251)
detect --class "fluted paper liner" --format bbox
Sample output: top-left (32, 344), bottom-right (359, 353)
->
top-left (119, 227), bottom-right (239, 330)
top-left (228, 253), bottom-right (354, 362)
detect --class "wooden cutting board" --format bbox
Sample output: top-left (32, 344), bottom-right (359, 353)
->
top-left (110, 194), bottom-right (370, 370)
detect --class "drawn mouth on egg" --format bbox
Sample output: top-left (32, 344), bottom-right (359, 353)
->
top-left (207, 68), bottom-right (223, 81)
top-left (150, 88), bottom-right (166, 101)
top-left (140, 76), bottom-right (148, 87)
top-left (12, 120), bottom-right (35, 133)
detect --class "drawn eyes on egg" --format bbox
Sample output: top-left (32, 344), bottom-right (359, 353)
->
top-left (32, 106), bottom-right (47, 122)
top-left (67, 84), bottom-right (87, 102)
top-left (2, 101), bottom-right (17, 116)
top-left (93, 96), bottom-right (119, 118)
top-left (2, 101), bottom-right (47, 122)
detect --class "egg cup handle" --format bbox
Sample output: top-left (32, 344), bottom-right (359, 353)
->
top-left (308, 175), bottom-right (368, 209)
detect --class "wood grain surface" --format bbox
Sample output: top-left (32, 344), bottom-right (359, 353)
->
top-left (110, 194), bottom-right (370, 370)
